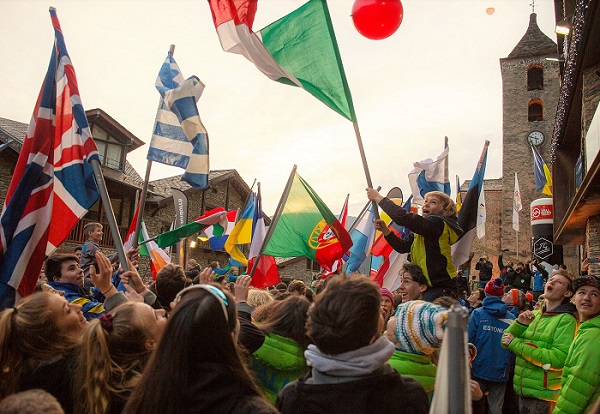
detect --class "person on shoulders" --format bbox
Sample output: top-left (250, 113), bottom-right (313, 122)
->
top-left (367, 188), bottom-right (463, 301)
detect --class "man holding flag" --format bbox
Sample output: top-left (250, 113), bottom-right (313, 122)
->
top-left (367, 188), bottom-right (462, 301)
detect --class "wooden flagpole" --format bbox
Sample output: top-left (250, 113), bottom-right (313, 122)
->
top-left (249, 166), bottom-right (297, 277)
top-left (132, 44), bottom-right (175, 249)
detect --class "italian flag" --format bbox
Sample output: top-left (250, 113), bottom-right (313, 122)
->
top-left (156, 207), bottom-right (228, 248)
top-left (208, 0), bottom-right (356, 122)
top-left (124, 204), bottom-right (171, 280)
top-left (262, 171), bottom-right (352, 263)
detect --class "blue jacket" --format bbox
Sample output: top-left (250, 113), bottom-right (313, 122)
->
top-left (468, 296), bottom-right (516, 382)
top-left (47, 281), bottom-right (106, 320)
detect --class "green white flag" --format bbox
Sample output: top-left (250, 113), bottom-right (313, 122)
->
top-left (209, 0), bottom-right (356, 122)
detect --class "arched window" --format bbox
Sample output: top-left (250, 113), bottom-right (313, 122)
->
top-left (528, 99), bottom-right (544, 122)
top-left (527, 65), bottom-right (544, 90)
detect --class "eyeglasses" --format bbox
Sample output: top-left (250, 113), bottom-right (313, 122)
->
top-left (174, 284), bottom-right (229, 322)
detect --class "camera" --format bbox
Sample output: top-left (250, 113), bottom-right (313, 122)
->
top-left (589, 257), bottom-right (600, 264)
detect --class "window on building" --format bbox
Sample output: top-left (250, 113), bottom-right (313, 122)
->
top-left (528, 100), bottom-right (544, 122)
top-left (306, 259), bottom-right (320, 272)
top-left (527, 65), bottom-right (544, 91)
top-left (92, 124), bottom-right (124, 170)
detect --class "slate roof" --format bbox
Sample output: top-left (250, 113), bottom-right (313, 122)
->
top-left (149, 170), bottom-right (238, 198)
top-left (507, 13), bottom-right (557, 59)
top-left (0, 116), bottom-right (144, 190)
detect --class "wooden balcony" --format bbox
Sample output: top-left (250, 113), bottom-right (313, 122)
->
top-left (66, 218), bottom-right (128, 248)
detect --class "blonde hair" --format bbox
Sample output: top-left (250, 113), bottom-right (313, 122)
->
top-left (74, 302), bottom-right (153, 414)
top-left (0, 292), bottom-right (81, 398)
top-left (424, 191), bottom-right (457, 217)
top-left (83, 222), bottom-right (102, 238)
top-left (247, 289), bottom-right (274, 308)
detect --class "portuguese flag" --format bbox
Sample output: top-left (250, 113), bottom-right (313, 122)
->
top-left (263, 171), bottom-right (352, 264)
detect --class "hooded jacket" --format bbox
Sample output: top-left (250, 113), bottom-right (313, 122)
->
top-left (379, 197), bottom-right (463, 288)
top-left (250, 333), bottom-right (309, 403)
top-left (554, 314), bottom-right (600, 414)
top-left (502, 301), bottom-right (578, 401)
top-left (388, 350), bottom-right (437, 399)
top-left (468, 296), bottom-right (516, 382)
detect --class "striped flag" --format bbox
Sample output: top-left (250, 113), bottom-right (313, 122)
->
top-left (124, 203), bottom-right (170, 280)
top-left (370, 197), bottom-right (413, 290)
top-left (408, 147), bottom-right (451, 205)
top-left (147, 52), bottom-right (209, 189)
top-left (247, 186), bottom-right (279, 288)
top-left (345, 205), bottom-right (376, 274)
top-left (0, 8), bottom-right (100, 307)
top-left (225, 194), bottom-right (256, 265)
top-left (209, 0), bottom-right (356, 122)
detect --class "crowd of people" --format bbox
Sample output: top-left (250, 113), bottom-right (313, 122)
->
top-left (0, 191), bottom-right (599, 414)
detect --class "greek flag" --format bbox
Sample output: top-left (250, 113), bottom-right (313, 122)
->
top-left (147, 52), bottom-right (209, 189)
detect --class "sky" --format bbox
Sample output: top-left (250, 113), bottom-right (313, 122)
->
top-left (0, 0), bottom-right (558, 217)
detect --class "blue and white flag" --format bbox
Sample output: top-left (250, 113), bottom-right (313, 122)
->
top-left (345, 205), bottom-right (376, 274)
top-left (408, 146), bottom-right (450, 205)
top-left (147, 52), bottom-right (209, 189)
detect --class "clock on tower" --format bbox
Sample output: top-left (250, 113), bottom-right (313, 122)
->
top-left (527, 130), bottom-right (545, 146)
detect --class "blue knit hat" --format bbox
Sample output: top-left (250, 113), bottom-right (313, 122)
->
top-left (394, 300), bottom-right (448, 355)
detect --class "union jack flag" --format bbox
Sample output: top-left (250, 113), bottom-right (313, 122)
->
top-left (0, 8), bottom-right (99, 307)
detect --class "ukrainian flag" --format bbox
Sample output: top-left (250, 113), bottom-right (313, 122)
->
top-left (531, 146), bottom-right (553, 196)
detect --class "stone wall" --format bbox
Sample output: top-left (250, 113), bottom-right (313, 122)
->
top-left (500, 56), bottom-right (565, 262)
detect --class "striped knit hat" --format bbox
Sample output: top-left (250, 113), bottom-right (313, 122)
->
top-left (394, 300), bottom-right (448, 355)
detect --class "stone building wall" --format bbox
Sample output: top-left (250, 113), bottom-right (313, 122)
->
top-left (500, 57), bottom-right (561, 259)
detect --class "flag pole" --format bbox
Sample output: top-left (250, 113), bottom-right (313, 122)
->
top-left (132, 43), bottom-right (175, 249)
top-left (446, 305), bottom-right (470, 413)
top-left (516, 231), bottom-right (519, 262)
top-left (320, 0), bottom-right (378, 219)
top-left (249, 165), bottom-right (297, 277)
top-left (346, 186), bottom-right (381, 234)
top-left (90, 160), bottom-right (129, 272)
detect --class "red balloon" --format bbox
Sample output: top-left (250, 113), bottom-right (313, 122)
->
top-left (352, 0), bottom-right (404, 40)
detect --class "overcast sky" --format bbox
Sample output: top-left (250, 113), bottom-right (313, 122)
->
top-left (0, 0), bottom-right (557, 217)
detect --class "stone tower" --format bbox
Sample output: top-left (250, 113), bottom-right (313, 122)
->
top-left (500, 13), bottom-right (560, 260)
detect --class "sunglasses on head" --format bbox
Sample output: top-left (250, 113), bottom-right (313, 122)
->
top-left (174, 284), bottom-right (229, 322)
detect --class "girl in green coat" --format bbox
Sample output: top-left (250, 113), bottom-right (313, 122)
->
top-left (250, 295), bottom-right (311, 403)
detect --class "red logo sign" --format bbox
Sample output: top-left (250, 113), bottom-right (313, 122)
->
top-left (531, 204), bottom-right (553, 221)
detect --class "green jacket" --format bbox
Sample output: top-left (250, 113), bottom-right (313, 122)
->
top-left (502, 302), bottom-right (577, 402)
top-left (388, 350), bottom-right (436, 399)
top-left (554, 315), bottom-right (600, 414)
top-left (250, 333), bottom-right (309, 403)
